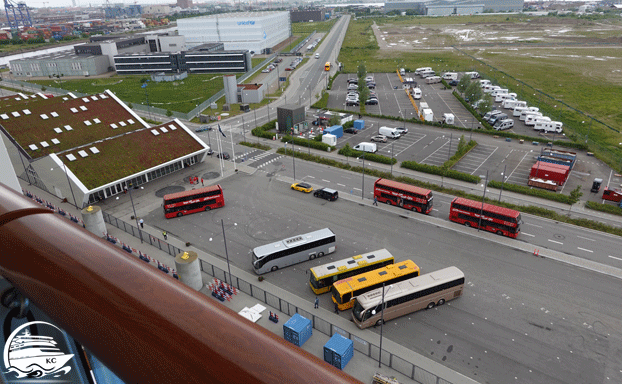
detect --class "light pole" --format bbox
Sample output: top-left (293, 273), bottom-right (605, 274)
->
top-left (291, 142), bottom-right (296, 181)
top-left (498, 164), bottom-right (507, 202)
top-left (127, 182), bottom-right (143, 243)
top-left (390, 142), bottom-right (394, 175)
top-left (374, 283), bottom-right (392, 368)
top-left (361, 153), bottom-right (365, 200)
top-left (478, 170), bottom-right (489, 232)
top-left (221, 219), bottom-right (233, 285)
top-left (447, 133), bottom-right (453, 161)
top-left (242, 116), bottom-right (246, 141)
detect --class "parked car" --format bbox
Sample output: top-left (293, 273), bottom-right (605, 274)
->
top-left (365, 98), bottom-right (379, 105)
top-left (314, 188), bottom-right (339, 201)
top-left (195, 126), bottom-right (212, 132)
top-left (448, 79), bottom-right (459, 86)
top-left (344, 128), bottom-right (358, 134)
top-left (207, 149), bottom-right (214, 156)
top-left (216, 152), bottom-right (230, 160)
top-left (291, 182), bottom-right (313, 193)
top-left (346, 100), bottom-right (359, 106)
top-left (370, 135), bottom-right (387, 143)
top-left (365, 76), bottom-right (374, 82)
top-left (347, 84), bottom-right (358, 91)
top-left (347, 78), bottom-right (358, 84)
top-left (395, 127), bottom-right (408, 134)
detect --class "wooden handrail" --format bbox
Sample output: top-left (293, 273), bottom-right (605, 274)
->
top-left (0, 183), bottom-right (362, 384)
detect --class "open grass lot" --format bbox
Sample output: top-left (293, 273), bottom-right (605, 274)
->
top-left (30, 74), bottom-right (239, 114)
top-left (292, 18), bottom-right (337, 34)
top-left (338, 15), bottom-right (622, 171)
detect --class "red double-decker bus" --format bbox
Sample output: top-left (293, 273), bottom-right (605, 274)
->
top-left (163, 185), bottom-right (224, 218)
top-left (373, 178), bottom-right (433, 214)
top-left (449, 197), bottom-right (521, 238)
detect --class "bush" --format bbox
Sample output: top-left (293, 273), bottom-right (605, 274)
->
top-left (312, 92), bottom-right (329, 109)
top-left (239, 141), bottom-right (271, 151)
top-left (338, 144), bottom-right (396, 165)
top-left (444, 138), bottom-right (476, 169)
top-left (487, 180), bottom-right (572, 204)
top-left (401, 161), bottom-right (480, 183)
top-left (280, 135), bottom-right (334, 152)
top-left (585, 201), bottom-right (622, 216)
top-left (343, 120), bottom-right (354, 129)
top-left (251, 120), bottom-right (278, 140)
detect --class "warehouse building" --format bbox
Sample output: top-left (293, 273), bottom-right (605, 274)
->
top-left (177, 11), bottom-right (290, 53)
top-left (290, 9), bottom-right (327, 23)
top-left (0, 90), bottom-right (209, 207)
top-left (384, 0), bottom-right (523, 14)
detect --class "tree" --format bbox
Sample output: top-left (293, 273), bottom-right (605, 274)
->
top-left (328, 115), bottom-right (340, 127)
top-left (457, 76), bottom-right (471, 93)
top-left (464, 81), bottom-right (483, 104)
top-left (478, 94), bottom-right (494, 115)
top-left (568, 186), bottom-right (583, 214)
top-left (357, 63), bottom-right (366, 80)
top-left (166, 110), bottom-right (173, 117)
top-left (41, 86), bottom-right (46, 92)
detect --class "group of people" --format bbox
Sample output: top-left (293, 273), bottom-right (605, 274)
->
top-left (190, 176), bottom-right (204, 186)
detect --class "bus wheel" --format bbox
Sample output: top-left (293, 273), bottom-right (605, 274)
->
top-left (177, 212), bottom-right (183, 217)
top-left (464, 222), bottom-right (471, 227)
top-left (426, 302), bottom-right (435, 310)
top-left (271, 266), bottom-right (278, 272)
top-left (309, 254), bottom-right (316, 260)
top-left (385, 200), bottom-right (391, 205)
top-left (496, 230), bottom-right (503, 236)
top-left (205, 206), bottom-right (211, 211)
top-left (376, 319), bottom-right (384, 326)
top-left (437, 299), bottom-right (445, 306)
top-left (318, 252), bottom-right (324, 257)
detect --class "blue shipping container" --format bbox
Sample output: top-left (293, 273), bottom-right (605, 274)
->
top-left (324, 125), bottom-right (343, 138)
top-left (537, 155), bottom-right (574, 170)
top-left (323, 334), bottom-right (353, 370)
top-left (283, 313), bottom-right (312, 347)
top-left (353, 120), bottom-right (365, 130)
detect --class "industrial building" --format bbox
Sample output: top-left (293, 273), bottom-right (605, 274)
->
top-left (177, 11), bottom-right (291, 53)
top-left (0, 90), bottom-right (209, 207)
top-left (384, 0), bottom-right (524, 14)
top-left (290, 9), bottom-right (328, 23)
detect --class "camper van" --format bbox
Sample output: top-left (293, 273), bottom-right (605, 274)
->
top-left (513, 106), bottom-right (528, 117)
top-left (465, 71), bottom-right (480, 79)
top-left (484, 85), bottom-right (501, 94)
top-left (503, 99), bottom-right (527, 110)
top-left (442, 72), bottom-right (458, 81)
top-left (496, 93), bottom-right (515, 103)
top-left (479, 79), bottom-right (491, 87)
top-left (493, 119), bottom-right (514, 131)
top-left (412, 87), bottom-right (422, 99)
top-left (534, 121), bottom-right (563, 133)
top-left (490, 88), bottom-right (509, 97)
top-left (415, 67), bottom-right (432, 75)
top-left (353, 142), bottom-right (377, 153)
top-left (419, 70), bottom-right (435, 78)
top-left (520, 110), bottom-right (542, 121)
top-left (426, 76), bottom-right (442, 84)
top-left (378, 126), bottom-right (401, 139)
top-left (525, 115), bottom-right (551, 126)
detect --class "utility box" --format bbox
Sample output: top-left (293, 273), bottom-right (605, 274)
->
top-left (322, 133), bottom-right (337, 146)
top-left (240, 104), bottom-right (250, 112)
top-left (324, 125), bottom-right (343, 138)
top-left (353, 120), bottom-right (365, 130)
top-left (323, 334), bottom-right (353, 370)
top-left (283, 313), bottom-right (312, 347)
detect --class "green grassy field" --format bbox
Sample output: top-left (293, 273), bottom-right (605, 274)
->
top-left (292, 18), bottom-right (337, 34)
top-left (30, 74), bottom-right (239, 114)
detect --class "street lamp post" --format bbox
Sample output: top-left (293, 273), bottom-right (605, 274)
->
top-left (478, 170), bottom-right (489, 232)
top-left (390, 142), bottom-right (394, 175)
top-left (374, 283), bottom-right (392, 368)
top-left (361, 153), bottom-right (365, 200)
top-left (498, 164), bottom-right (507, 202)
top-left (127, 182), bottom-right (143, 243)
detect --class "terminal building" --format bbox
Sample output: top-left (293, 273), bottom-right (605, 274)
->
top-left (384, 0), bottom-right (524, 14)
top-left (0, 90), bottom-right (209, 207)
top-left (177, 11), bottom-right (291, 53)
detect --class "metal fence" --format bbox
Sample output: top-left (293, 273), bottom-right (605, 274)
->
top-left (288, 31), bottom-right (317, 54)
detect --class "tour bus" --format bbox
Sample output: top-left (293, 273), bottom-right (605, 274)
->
top-left (309, 249), bottom-right (395, 294)
top-left (325, 62), bottom-right (331, 71)
top-left (449, 197), bottom-right (522, 238)
top-left (331, 260), bottom-right (420, 311)
top-left (374, 178), bottom-right (433, 214)
top-left (352, 266), bottom-right (465, 329)
top-left (252, 228), bottom-right (336, 274)
top-left (163, 185), bottom-right (224, 218)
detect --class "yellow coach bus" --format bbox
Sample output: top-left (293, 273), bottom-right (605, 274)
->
top-left (331, 260), bottom-right (420, 311)
top-left (309, 249), bottom-right (394, 295)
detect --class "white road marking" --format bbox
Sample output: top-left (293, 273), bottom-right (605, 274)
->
top-left (548, 239), bottom-right (563, 245)
top-left (577, 247), bottom-right (593, 253)
top-left (576, 235), bottom-right (596, 242)
top-left (337, 183), bottom-right (346, 187)
top-left (609, 255), bottom-right (622, 261)
top-left (307, 175), bottom-right (315, 178)
top-left (470, 147), bottom-right (498, 175)
top-left (521, 233), bottom-right (535, 237)
top-left (322, 179), bottom-right (331, 183)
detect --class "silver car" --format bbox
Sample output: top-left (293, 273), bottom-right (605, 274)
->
top-left (370, 135), bottom-right (387, 143)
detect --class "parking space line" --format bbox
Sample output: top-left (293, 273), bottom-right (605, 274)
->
top-left (394, 135), bottom-right (427, 156)
top-left (470, 147), bottom-right (498, 175)
top-left (505, 151), bottom-right (531, 181)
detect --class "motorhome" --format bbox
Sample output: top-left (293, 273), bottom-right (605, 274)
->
top-left (490, 88), bottom-right (509, 97)
top-left (520, 110), bottom-right (542, 121)
top-left (525, 115), bottom-right (550, 126)
top-left (415, 67), bottom-right (432, 75)
top-left (419, 70), bottom-right (435, 78)
top-left (503, 100), bottom-right (527, 110)
top-left (442, 72), bottom-right (458, 81)
top-left (534, 121), bottom-right (563, 133)
top-left (425, 76), bottom-right (442, 84)
top-left (496, 93), bottom-right (515, 103)
top-left (484, 85), bottom-right (501, 94)
top-left (479, 79), bottom-right (491, 87)
top-left (513, 106), bottom-right (528, 117)
top-left (465, 71), bottom-right (480, 79)
top-left (493, 119), bottom-right (514, 131)
top-left (483, 110), bottom-right (502, 122)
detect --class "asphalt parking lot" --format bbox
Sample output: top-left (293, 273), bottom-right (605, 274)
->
top-left (319, 72), bottom-right (619, 202)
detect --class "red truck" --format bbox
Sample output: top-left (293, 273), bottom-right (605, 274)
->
top-left (602, 187), bottom-right (622, 203)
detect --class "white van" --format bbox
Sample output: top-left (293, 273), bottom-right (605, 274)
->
top-left (493, 119), bottom-right (514, 131)
top-left (465, 71), bottom-right (480, 79)
top-left (534, 121), bottom-right (563, 133)
top-left (479, 79), bottom-right (491, 88)
top-left (419, 70), bottom-right (435, 78)
top-left (503, 100), bottom-right (527, 109)
top-left (442, 72), bottom-right (458, 81)
top-left (520, 110), bottom-right (542, 121)
top-left (353, 142), bottom-right (377, 153)
top-left (413, 87), bottom-right (422, 99)
top-left (513, 106), bottom-right (528, 117)
top-left (425, 76), bottom-right (442, 84)
top-left (526, 115), bottom-right (550, 126)
top-left (378, 126), bottom-right (401, 139)
top-left (400, 68), bottom-right (405, 76)
top-left (415, 67), bottom-right (432, 75)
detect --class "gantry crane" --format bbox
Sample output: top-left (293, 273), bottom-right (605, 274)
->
top-left (4, 0), bottom-right (33, 29)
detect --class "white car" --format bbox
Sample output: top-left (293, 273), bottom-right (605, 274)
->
top-left (395, 127), bottom-right (408, 135)
top-left (315, 53), bottom-right (319, 59)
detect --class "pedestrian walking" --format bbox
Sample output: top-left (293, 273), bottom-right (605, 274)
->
top-left (201, 178), bottom-right (204, 186)
top-left (334, 303), bottom-right (339, 313)
top-left (373, 196), bottom-right (378, 206)
top-left (139, 218), bottom-right (144, 228)
top-left (314, 297), bottom-right (319, 309)
top-left (163, 231), bottom-right (167, 240)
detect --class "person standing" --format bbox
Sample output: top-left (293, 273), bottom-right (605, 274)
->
top-left (373, 196), bottom-right (378, 206)
top-left (201, 178), bottom-right (204, 186)
top-left (162, 231), bottom-right (167, 240)
top-left (139, 218), bottom-right (144, 228)
top-left (314, 297), bottom-right (319, 309)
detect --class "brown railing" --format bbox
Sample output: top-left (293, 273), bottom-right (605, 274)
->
top-left (0, 183), bottom-right (362, 384)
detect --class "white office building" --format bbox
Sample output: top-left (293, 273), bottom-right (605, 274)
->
top-left (177, 11), bottom-right (291, 53)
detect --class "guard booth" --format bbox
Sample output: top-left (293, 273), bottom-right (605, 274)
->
top-left (240, 104), bottom-right (250, 112)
